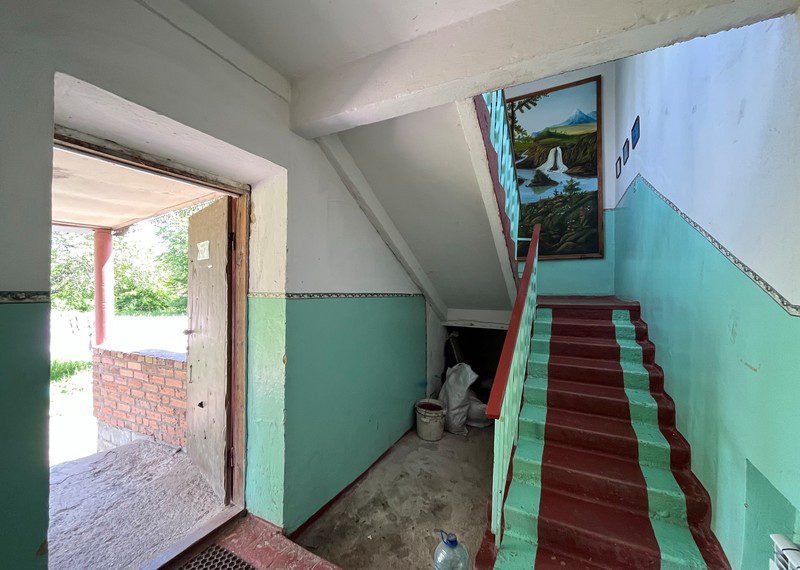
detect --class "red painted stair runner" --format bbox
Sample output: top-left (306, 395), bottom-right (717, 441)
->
top-left (491, 297), bottom-right (729, 569)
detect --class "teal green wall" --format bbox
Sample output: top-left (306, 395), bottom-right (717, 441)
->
top-left (283, 296), bottom-right (426, 532)
top-left (245, 295), bottom-right (426, 533)
top-left (536, 210), bottom-right (615, 296)
top-left (245, 297), bottom-right (288, 527)
top-left (615, 177), bottom-right (800, 568)
top-left (0, 302), bottom-right (49, 567)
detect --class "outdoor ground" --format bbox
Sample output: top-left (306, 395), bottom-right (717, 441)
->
top-left (49, 440), bottom-right (223, 569)
top-left (49, 310), bottom-right (186, 466)
top-left (295, 427), bottom-right (493, 569)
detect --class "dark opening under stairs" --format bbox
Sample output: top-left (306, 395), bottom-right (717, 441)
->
top-left (495, 297), bottom-right (730, 569)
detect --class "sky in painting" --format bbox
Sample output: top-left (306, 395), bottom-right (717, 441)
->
top-left (510, 81), bottom-right (597, 134)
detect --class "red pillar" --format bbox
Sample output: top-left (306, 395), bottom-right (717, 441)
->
top-left (93, 228), bottom-right (114, 346)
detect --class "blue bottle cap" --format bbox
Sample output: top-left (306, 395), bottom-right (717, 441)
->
top-left (440, 530), bottom-right (458, 547)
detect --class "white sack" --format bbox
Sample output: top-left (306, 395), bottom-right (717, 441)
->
top-left (466, 390), bottom-right (492, 428)
top-left (440, 363), bottom-right (479, 435)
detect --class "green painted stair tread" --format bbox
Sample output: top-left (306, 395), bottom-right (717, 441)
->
top-left (494, 532), bottom-right (539, 569)
top-left (503, 480), bottom-right (542, 542)
top-left (511, 435), bottom-right (694, 525)
top-left (518, 404), bottom-right (680, 468)
top-left (523, 376), bottom-right (661, 422)
top-left (650, 516), bottom-right (709, 569)
top-left (503, 482), bottom-right (708, 569)
top-left (531, 333), bottom-right (647, 352)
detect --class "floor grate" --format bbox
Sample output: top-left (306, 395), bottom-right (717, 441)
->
top-left (180, 544), bottom-right (255, 569)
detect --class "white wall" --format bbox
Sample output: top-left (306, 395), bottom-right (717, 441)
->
top-left (0, 2), bottom-right (420, 561)
top-left (426, 302), bottom-right (447, 396)
top-left (505, 62), bottom-right (617, 211)
top-left (0, 0), bottom-right (417, 297)
top-left (614, 13), bottom-right (800, 304)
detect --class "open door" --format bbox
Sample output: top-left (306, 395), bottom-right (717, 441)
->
top-left (187, 198), bottom-right (230, 500)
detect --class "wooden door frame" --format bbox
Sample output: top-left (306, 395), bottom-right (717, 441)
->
top-left (52, 129), bottom-right (250, 507)
top-left (226, 193), bottom-right (249, 506)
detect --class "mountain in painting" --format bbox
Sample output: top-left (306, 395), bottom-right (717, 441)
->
top-left (555, 109), bottom-right (596, 127)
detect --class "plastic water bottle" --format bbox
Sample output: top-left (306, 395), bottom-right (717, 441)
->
top-left (434, 530), bottom-right (471, 570)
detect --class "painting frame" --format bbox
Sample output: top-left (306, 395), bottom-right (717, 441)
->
top-left (506, 75), bottom-right (604, 261)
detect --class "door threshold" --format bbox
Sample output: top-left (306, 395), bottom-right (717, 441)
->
top-left (143, 505), bottom-right (245, 569)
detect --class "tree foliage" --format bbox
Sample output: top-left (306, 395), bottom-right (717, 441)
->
top-left (51, 231), bottom-right (95, 312)
top-left (506, 93), bottom-right (547, 140)
top-left (51, 203), bottom-right (206, 315)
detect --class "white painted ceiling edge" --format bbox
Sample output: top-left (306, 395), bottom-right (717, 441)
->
top-left (291, 0), bottom-right (800, 138)
top-left (51, 146), bottom-right (218, 229)
top-left (336, 102), bottom-right (514, 316)
top-left (136, 0), bottom-right (290, 102)
top-left (54, 74), bottom-right (284, 186)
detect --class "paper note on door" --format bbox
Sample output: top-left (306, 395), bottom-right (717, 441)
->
top-left (197, 240), bottom-right (210, 261)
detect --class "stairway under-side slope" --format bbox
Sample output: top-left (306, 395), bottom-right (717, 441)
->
top-left (495, 298), bottom-right (729, 569)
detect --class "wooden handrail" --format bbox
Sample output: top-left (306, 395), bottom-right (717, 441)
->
top-left (486, 224), bottom-right (541, 419)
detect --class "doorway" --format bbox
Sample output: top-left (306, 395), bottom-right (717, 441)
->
top-left (48, 136), bottom-right (248, 568)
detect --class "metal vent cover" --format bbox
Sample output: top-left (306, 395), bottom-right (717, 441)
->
top-left (180, 545), bottom-right (255, 570)
top-left (772, 534), bottom-right (800, 570)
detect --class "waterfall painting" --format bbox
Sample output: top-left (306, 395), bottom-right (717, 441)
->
top-left (506, 76), bottom-right (604, 259)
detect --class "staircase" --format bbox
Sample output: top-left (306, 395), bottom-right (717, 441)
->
top-left (494, 297), bottom-right (729, 569)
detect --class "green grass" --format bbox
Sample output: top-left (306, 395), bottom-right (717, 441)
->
top-left (51, 360), bottom-right (92, 382)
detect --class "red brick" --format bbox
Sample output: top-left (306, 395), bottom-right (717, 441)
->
top-left (170, 398), bottom-right (187, 409)
top-left (174, 370), bottom-right (187, 381)
top-left (145, 392), bottom-right (160, 403)
top-left (131, 389), bottom-right (145, 399)
top-left (165, 377), bottom-right (183, 389)
top-left (127, 361), bottom-right (142, 371)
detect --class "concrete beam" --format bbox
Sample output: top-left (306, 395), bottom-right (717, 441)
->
top-left (444, 309), bottom-right (511, 330)
top-left (292, 0), bottom-right (799, 138)
top-left (317, 135), bottom-right (448, 319)
top-left (455, 99), bottom-right (517, 306)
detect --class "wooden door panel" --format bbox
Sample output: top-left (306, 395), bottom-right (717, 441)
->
top-left (187, 198), bottom-right (229, 499)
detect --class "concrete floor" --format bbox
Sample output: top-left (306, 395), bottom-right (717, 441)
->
top-left (295, 426), bottom-right (493, 569)
top-left (49, 440), bottom-right (223, 569)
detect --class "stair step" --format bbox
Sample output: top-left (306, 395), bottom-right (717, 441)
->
top-left (503, 484), bottom-right (708, 569)
top-left (495, 531), bottom-right (611, 570)
top-left (528, 353), bottom-right (659, 391)
top-left (523, 377), bottom-right (675, 424)
top-left (534, 314), bottom-right (647, 342)
top-left (538, 295), bottom-right (641, 318)
top-left (511, 438), bottom-right (708, 525)
top-left (518, 405), bottom-right (689, 469)
top-left (531, 334), bottom-right (655, 363)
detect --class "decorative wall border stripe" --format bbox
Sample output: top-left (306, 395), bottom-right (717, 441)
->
top-left (0, 291), bottom-right (50, 304)
top-left (248, 292), bottom-right (424, 300)
top-left (630, 174), bottom-right (800, 317)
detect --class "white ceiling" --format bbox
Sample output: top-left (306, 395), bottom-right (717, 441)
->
top-left (339, 103), bottom-right (512, 311)
top-left (52, 147), bottom-right (217, 229)
top-left (182, 0), bottom-right (518, 80)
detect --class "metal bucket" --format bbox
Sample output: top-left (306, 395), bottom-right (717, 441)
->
top-left (415, 398), bottom-right (445, 441)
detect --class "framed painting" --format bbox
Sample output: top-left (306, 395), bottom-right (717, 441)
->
top-left (623, 138), bottom-right (630, 164)
top-left (506, 76), bottom-right (604, 259)
top-left (631, 115), bottom-right (641, 149)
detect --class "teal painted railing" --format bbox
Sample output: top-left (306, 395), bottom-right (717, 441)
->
top-left (482, 90), bottom-right (520, 247)
top-left (485, 225), bottom-right (541, 543)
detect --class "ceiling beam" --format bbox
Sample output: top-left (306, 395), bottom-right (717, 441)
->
top-left (455, 99), bottom-right (517, 306)
top-left (292, 0), bottom-right (798, 138)
top-left (317, 135), bottom-right (448, 319)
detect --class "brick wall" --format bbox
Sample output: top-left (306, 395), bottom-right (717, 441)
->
top-left (92, 348), bottom-right (188, 447)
